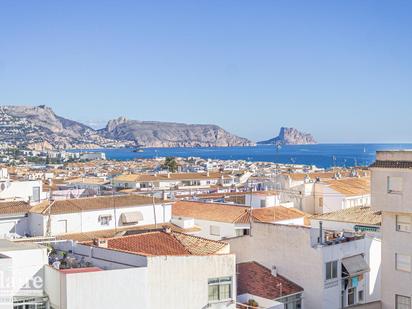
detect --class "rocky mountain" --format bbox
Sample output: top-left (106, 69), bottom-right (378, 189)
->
top-left (257, 127), bottom-right (317, 145)
top-left (0, 105), bottom-right (253, 149)
top-left (99, 117), bottom-right (254, 147)
top-left (0, 105), bottom-right (124, 150)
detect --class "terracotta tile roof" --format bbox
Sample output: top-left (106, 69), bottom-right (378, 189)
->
top-left (323, 177), bottom-right (370, 197)
top-left (287, 171), bottom-right (346, 181)
top-left (114, 172), bottom-right (228, 183)
top-left (65, 177), bottom-right (110, 185)
top-left (56, 223), bottom-right (201, 242)
top-left (237, 262), bottom-right (303, 299)
top-left (370, 160), bottom-right (412, 169)
top-left (99, 231), bottom-right (227, 256)
top-left (311, 206), bottom-right (381, 226)
top-left (173, 201), bottom-right (307, 225)
top-left (252, 206), bottom-right (307, 223)
top-left (173, 201), bottom-right (251, 224)
top-left (29, 194), bottom-right (167, 215)
top-left (0, 201), bottom-right (31, 216)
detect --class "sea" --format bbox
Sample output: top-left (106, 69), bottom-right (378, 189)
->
top-left (71, 144), bottom-right (412, 169)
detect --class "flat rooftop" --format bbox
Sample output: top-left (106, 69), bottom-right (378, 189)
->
top-left (0, 239), bottom-right (43, 252)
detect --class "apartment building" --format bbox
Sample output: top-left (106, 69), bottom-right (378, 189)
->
top-left (228, 222), bottom-right (380, 309)
top-left (370, 150), bottom-right (412, 309)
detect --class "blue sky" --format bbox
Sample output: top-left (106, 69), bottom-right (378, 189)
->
top-left (0, 1), bottom-right (411, 143)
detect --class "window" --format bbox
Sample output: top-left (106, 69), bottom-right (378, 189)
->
top-left (396, 254), bottom-right (411, 272)
top-left (236, 229), bottom-right (250, 236)
top-left (99, 215), bottom-right (112, 226)
top-left (260, 199), bottom-right (266, 208)
top-left (348, 287), bottom-right (356, 306)
top-left (32, 186), bottom-right (40, 203)
top-left (277, 293), bottom-right (302, 309)
top-left (397, 215), bottom-right (411, 233)
top-left (325, 260), bottom-right (338, 280)
top-left (396, 295), bottom-right (411, 309)
top-left (210, 225), bottom-right (220, 236)
top-left (388, 176), bottom-right (403, 193)
top-left (358, 290), bottom-right (364, 302)
top-left (208, 277), bottom-right (232, 302)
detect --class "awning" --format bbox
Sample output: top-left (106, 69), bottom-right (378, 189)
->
top-left (342, 255), bottom-right (370, 277)
top-left (120, 211), bottom-right (143, 224)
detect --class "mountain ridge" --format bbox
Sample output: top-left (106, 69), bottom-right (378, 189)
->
top-left (0, 105), bottom-right (254, 150)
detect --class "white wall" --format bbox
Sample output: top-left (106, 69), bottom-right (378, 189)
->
top-left (190, 218), bottom-right (248, 240)
top-left (45, 266), bottom-right (147, 309)
top-left (0, 244), bottom-right (48, 297)
top-left (0, 215), bottom-right (29, 238)
top-left (147, 254), bottom-right (236, 309)
top-left (237, 293), bottom-right (284, 309)
top-left (29, 203), bottom-right (172, 236)
top-left (245, 194), bottom-right (280, 208)
top-left (0, 180), bottom-right (45, 203)
top-left (229, 223), bottom-right (323, 309)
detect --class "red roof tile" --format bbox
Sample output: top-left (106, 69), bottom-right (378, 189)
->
top-left (237, 262), bottom-right (303, 300)
top-left (101, 231), bottom-right (227, 256)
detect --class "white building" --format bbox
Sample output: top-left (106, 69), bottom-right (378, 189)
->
top-left (172, 200), bottom-right (307, 240)
top-left (0, 171), bottom-right (46, 203)
top-left (79, 152), bottom-right (106, 161)
top-left (112, 171), bottom-right (252, 191)
top-left (275, 171), bottom-right (370, 215)
top-left (228, 222), bottom-right (380, 309)
top-left (370, 150), bottom-right (412, 309)
top-left (28, 194), bottom-right (172, 236)
top-left (244, 191), bottom-right (281, 208)
top-left (310, 206), bottom-right (381, 235)
top-left (0, 201), bottom-right (31, 238)
top-left (46, 230), bottom-right (236, 309)
top-left (0, 239), bottom-right (49, 308)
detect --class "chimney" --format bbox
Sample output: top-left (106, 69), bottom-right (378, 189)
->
top-left (163, 226), bottom-right (172, 234)
top-left (271, 265), bottom-right (277, 277)
top-left (162, 190), bottom-right (168, 200)
top-left (206, 171), bottom-right (210, 177)
top-left (167, 172), bottom-right (171, 178)
top-left (94, 238), bottom-right (108, 248)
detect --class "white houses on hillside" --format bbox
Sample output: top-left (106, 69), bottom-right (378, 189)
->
top-left (112, 171), bottom-right (252, 191)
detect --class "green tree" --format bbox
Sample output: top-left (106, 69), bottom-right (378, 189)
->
top-left (162, 157), bottom-right (178, 172)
